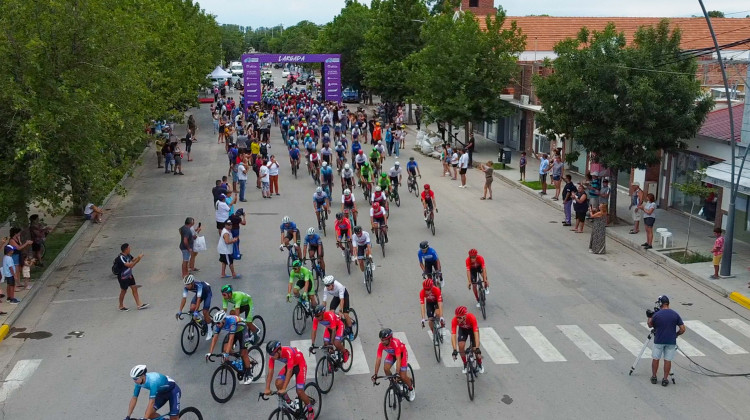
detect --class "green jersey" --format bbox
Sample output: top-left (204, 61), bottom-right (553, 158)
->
top-left (222, 291), bottom-right (254, 312)
top-left (369, 150), bottom-right (380, 161)
top-left (360, 165), bottom-right (373, 181)
top-left (378, 177), bottom-right (391, 189)
top-left (290, 267), bottom-right (316, 295)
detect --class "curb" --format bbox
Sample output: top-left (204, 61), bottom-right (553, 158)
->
top-left (730, 292), bottom-right (750, 311)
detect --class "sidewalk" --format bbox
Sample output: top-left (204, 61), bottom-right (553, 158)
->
top-left (405, 122), bottom-right (750, 309)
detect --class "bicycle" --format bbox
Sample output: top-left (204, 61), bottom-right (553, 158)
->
top-left (472, 274), bottom-right (488, 320)
top-left (307, 257), bottom-right (324, 297)
top-left (258, 383), bottom-right (322, 420)
top-left (407, 175), bottom-right (419, 197)
top-left (463, 348), bottom-right (480, 401)
top-left (343, 308), bottom-right (359, 340)
top-left (388, 187), bottom-right (401, 208)
top-left (283, 243), bottom-right (300, 276)
top-left (178, 307), bottom-right (221, 355)
top-left (221, 314), bottom-right (267, 349)
top-left (315, 207), bottom-right (327, 237)
top-left (425, 316), bottom-right (445, 362)
top-left (372, 364), bottom-right (416, 420)
top-left (310, 341), bottom-right (354, 394)
top-left (291, 159), bottom-right (299, 179)
top-left (338, 238), bottom-right (352, 274)
top-left (206, 349), bottom-right (265, 403)
top-left (292, 295), bottom-right (315, 335)
top-left (362, 181), bottom-right (372, 204)
top-left (363, 256), bottom-right (374, 294)
top-left (373, 223), bottom-right (387, 258)
top-left (132, 406), bottom-right (203, 420)
top-left (424, 207), bottom-right (437, 236)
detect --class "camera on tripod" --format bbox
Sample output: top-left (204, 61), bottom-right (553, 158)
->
top-left (646, 295), bottom-right (668, 318)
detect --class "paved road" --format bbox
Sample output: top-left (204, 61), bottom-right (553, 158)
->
top-left (2, 70), bottom-right (750, 420)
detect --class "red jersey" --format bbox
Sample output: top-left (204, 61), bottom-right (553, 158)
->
top-left (370, 205), bottom-right (386, 218)
top-left (334, 217), bottom-right (352, 238)
top-left (421, 190), bottom-right (435, 201)
top-left (312, 311), bottom-right (342, 331)
top-left (376, 337), bottom-right (406, 359)
top-left (451, 313), bottom-right (479, 334)
top-left (466, 255), bottom-right (485, 271)
top-left (419, 286), bottom-right (443, 304)
top-left (268, 346), bottom-right (305, 371)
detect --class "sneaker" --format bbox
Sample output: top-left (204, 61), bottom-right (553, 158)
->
top-left (342, 251), bottom-right (346, 257)
top-left (478, 365), bottom-right (485, 374)
top-left (9, 299), bottom-right (20, 304)
top-left (306, 407), bottom-right (315, 420)
top-left (408, 388), bottom-right (415, 402)
top-left (661, 378), bottom-right (669, 387)
top-left (462, 363), bottom-right (467, 374)
top-left (476, 302), bottom-right (481, 308)
top-left (205, 328), bottom-right (214, 341)
top-left (119, 307), bottom-right (130, 312)
top-left (350, 255), bottom-right (357, 262)
top-left (485, 288), bottom-right (489, 295)
top-left (349, 333), bottom-right (355, 341)
top-left (650, 376), bottom-right (658, 384)
top-left (242, 375), bottom-right (254, 385)
top-left (138, 303), bottom-right (150, 310)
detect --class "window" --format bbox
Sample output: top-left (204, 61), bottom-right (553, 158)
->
top-left (469, 0), bottom-right (479, 7)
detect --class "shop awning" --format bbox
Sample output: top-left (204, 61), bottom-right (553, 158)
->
top-left (703, 159), bottom-right (750, 195)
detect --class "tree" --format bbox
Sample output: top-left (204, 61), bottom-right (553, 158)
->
top-left (535, 21), bottom-right (712, 220)
top-left (271, 21), bottom-right (320, 54)
top-left (221, 24), bottom-right (246, 65)
top-left (360, 0), bottom-right (428, 102)
top-left (408, 8), bottom-right (525, 131)
top-left (314, 0), bottom-right (374, 90)
top-left (673, 169), bottom-right (714, 254)
top-left (707, 11), bottom-right (725, 18)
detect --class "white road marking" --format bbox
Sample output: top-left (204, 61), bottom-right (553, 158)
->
top-left (393, 332), bottom-right (420, 370)
top-left (684, 320), bottom-right (748, 355)
top-left (479, 327), bottom-right (519, 365)
top-left (289, 339), bottom-right (316, 378)
top-left (344, 339), bottom-right (370, 375)
top-left (515, 326), bottom-right (566, 362)
top-left (0, 359), bottom-right (42, 404)
top-left (52, 296), bottom-right (119, 304)
top-left (426, 328), bottom-right (463, 367)
top-left (720, 318), bottom-right (750, 340)
top-left (557, 325), bottom-right (613, 361)
top-left (600, 324), bottom-right (651, 358)
top-left (639, 322), bottom-right (704, 357)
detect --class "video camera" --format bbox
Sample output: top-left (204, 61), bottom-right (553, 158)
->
top-left (646, 295), bottom-right (668, 318)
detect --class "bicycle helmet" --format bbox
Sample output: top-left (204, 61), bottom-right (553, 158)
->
top-left (308, 227), bottom-right (319, 236)
top-left (313, 305), bottom-right (326, 316)
top-left (212, 310), bottom-right (227, 323)
top-left (375, 186), bottom-right (382, 192)
top-left (183, 274), bottom-right (195, 285)
top-left (344, 188), bottom-right (351, 195)
top-left (455, 306), bottom-right (468, 317)
top-left (130, 365), bottom-right (147, 379)
top-left (316, 186), bottom-right (323, 194)
top-left (344, 164), bottom-right (350, 170)
top-left (423, 278), bottom-right (434, 289)
top-left (292, 259), bottom-right (302, 268)
top-left (353, 226), bottom-right (362, 234)
top-left (221, 284), bottom-right (233, 294)
top-left (372, 202), bottom-right (381, 211)
top-left (282, 216), bottom-right (291, 224)
top-left (395, 162), bottom-right (400, 167)
top-left (424, 184), bottom-right (430, 190)
top-left (324, 132), bottom-right (330, 137)
top-left (358, 150), bottom-right (364, 155)
top-left (323, 275), bottom-right (335, 286)
top-left (362, 161), bottom-right (370, 167)
top-left (266, 340), bottom-right (282, 355)
top-left (379, 328), bottom-right (393, 340)
top-left (419, 241), bottom-right (429, 250)
top-left (380, 173), bottom-right (387, 178)
top-left (409, 157), bottom-right (415, 161)
top-left (322, 161), bottom-right (328, 167)
top-left (468, 249), bottom-right (478, 257)
top-left (337, 142), bottom-right (343, 147)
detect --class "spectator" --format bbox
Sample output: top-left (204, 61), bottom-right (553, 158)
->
top-left (549, 156), bottom-right (564, 200)
top-left (259, 158), bottom-right (271, 199)
top-left (599, 179), bottom-right (611, 224)
top-left (3, 245), bottom-right (18, 304)
top-left (442, 145), bottom-right (452, 177)
top-left (237, 158), bottom-right (248, 202)
top-left (215, 192), bottom-right (238, 234)
top-left (479, 160), bottom-right (493, 200)
top-left (28, 214), bottom-right (50, 264)
top-left (537, 153), bottom-right (549, 195)
top-left (187, 114), bottom-right (196, 136)
top-left (179, 218), bottom-right (197, 278)
top-left (647, 295), bottom-right (685, 387)
top-left (572, 184), bottom-right (588, 233)
top-left (172, 143), bottom-right (184, 175)
top-left (254, 153), bottom-right (263, 189)
top-left (589, 203), bottom-right (607, 254)
top-left (629, 182), bottom-right (644, 234)
top-left (115, 243), bottom-right (148, 311)
top-left (519, 151), bottom-right (527, 182)
top-left (161, 142), bottom-right (172, 174)
top-left (84, 203), bottom-right (104, 224)
top-left (217, 219), bottom-right (241, 279)
top-left (155, 136), bottom-right (165, 169)
top-left (587, 172), bottom-right (601, 211)
top-left (268, 155), bottom-right (281, 196)
top-left (384, 123), bottom-right (393, 156)
top-left (458, 148), bottom-right (469, 188)
top-left (229, 208), bottom-right (247, 260)
top-left (415, 105), bottom-right (422, 130)
top-left (188, 221), bottom-right (202, 274)
top-left (711, 227), bottom-right (724, 279)
top-left (640, 193), bottom-right (657, 249)
top-left (450, 148), bottom-right (459, 180)
top-left (8, 228), bottom-right (32, 284)
top-left (561, 175), bottom-right (576, 226)
top-left (184, 129), bottom-right (194, 162)
top-left (466, 135), bottom-right (475, 167)
top-left (211, 180), bottom-right (229, 207)
top-left (21, 255), bottom-right (35, 290)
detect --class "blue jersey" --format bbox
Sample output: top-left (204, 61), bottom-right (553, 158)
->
top-left (351, 142), bottom-right (362, 155)
top-left (290, 148), bottom-right (300, 159)
top-left (321, 166), bottom-right (333, 182)
top-left (305, 233), bottom-right (323, 246)
top-left (281, 120), bottom-right (290, 130)
top-left (312, 192), bottom-right (328, 205)
top-left (321, 125), bottom-right (330, 135)
top-left (406, 161), bottom-right (418, 172)
top-left (133, 372), bottom-right (176, 398)
top-left (212, 314), bottom-right (245, 334)
top-left (182, 281), bottom-right (211, 299)
top-left (280, 222), bottom-right (298, 234)
top-left (335, 145), bottom-right (346, 157)
top-left (418, 248), bottom-right (439, 264)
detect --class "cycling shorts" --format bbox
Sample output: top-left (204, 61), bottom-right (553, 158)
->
top-left (323, 322), bottom-right (344, 343)
top-left (357, 244), bottom-right (368, 259)
top-left (152, 384), bottom-right (181, 417)
top-left (278, 361), bottom-right (307, 389)
top-left (190, 290), bottom-right (212, 311)
top-left (308, 244), bottom-right (324, 258)
top-left (384, 347), bottom-right (409, 372)
top-left (457, 327), bottom-right (476, 348)
top-left (425, 301), bottom-right (438, 319)
top-left (329, 290), bottom-right (350, 313)
top-left (373, 216), bottom-right (385, 226)
top-left (294, 279), bottom-right (315, 295)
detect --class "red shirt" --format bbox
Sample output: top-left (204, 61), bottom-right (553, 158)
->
top-left (451, 313), bottom-right (479, 334)
top-left (334, 217), bottom-right (351, 238)
top-left (376, 337), bottom-right (405, 359)
top-left (419, 286), bottom-right (443, 305)
top-left (421, 190), bottom-right (434, 201)
top-left (465, 255), bottom-right (485, 271)
top-left (268, 346), bottom-right (305, 371)
top-left (312, 311), bottom-right (342, 332)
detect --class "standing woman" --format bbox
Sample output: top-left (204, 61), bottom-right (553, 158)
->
top-left (550, 156), bottom-right (564, 201)
top-left (218, 114), bottom-right (226, 144)
top-left (589, 203), bottom-right (607, 254)
top-left (572, 184), bottom-right (588, 233)
top-left (641, 193), bottom-right (657, 249)
top-left (479, 160), bottom-right (494, 200)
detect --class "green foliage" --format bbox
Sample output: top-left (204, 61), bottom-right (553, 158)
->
top-left (269, 21), bottom-right (320, 54)
top-left (314, 1), bottom-right (374, 90)
top-left (408, 10), bottom-right (525, 127)
top-left (707, 11), bottom-right (725, 18)
top-left (360, 0), bottom-right (429, 101)
top-left (522, 181), bottom-right (545, 190)
top-left (0, 0), bottom-right (220, 223)
top-left (665, 250), bottom-right (712, 264)
top-left (221, 24), bottom-right (246, 65)
top-left (673, 169), bottom-right (713, 198)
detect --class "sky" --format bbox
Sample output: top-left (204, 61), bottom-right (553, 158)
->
top-left (199, 0), bottom-right (750, 28)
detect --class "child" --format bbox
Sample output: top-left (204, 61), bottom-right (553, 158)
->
top-left (519, 152), bottom-right (527, 182)
top-left (21, 256), bottom-right (34, 290)
top-left (2, 246), bottom-right (18, 304)
top-left (711, 227), bottom-right (724, 279)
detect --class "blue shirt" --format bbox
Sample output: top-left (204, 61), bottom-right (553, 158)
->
top-left (406, 161), bottom-right (418, 172)
top-left (321, 166), bottom-right (333, 181)
top-left (385, 129), bottom-right (392, 143)
top-left (351, 142), bottom-right (362, 155)
top-left (280, 222), bottom-right (298, 233)
top-left (652, 308), bottom-right (684, 345)
top-left (312, 192), bottom-right (328, 204)
top-left (133, 372), bottom-right (175, 398)
top-left (539, 159), bottom-right (549, 175)
top-left (305, 233), bottom-right (323, 246)
top-left (321, 125), bottom-right (330, 135)
top-left (212, 315), bottom-right (245, 334)
top-left (418, 248), bottom-right (439, 264)
top-left (289, 148), bottom-right (300, 159)
top-left (182, 281), bottom-right (211, 299)
top-left (2, 255), bottom-right (14, 278)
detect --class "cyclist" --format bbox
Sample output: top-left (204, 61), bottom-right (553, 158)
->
top-left (312, 186), bottom-right (330, 229)
top-left (334, 212), bottom-right (354, 260)
top-left (466, 249), bottom-right (490, 308)
top-left (264, 340), bottom-right (315, 420)
top-left (335, 142), bottom-right (347, 170)
top-left (207, 311), bottom-right (257, 385)
top-left (302, 227), bottom-right (326, 275)
top-left (371, 328), bottom-right (415, 402)
top-left (360, 160), bottom-right (374, 193)
top-left (176, 275), bottom-right (214, 340)
top-left (279, 216), bottom-right (301, 256)
top-left (303, 134), bottom-right (316, 157)
top-left (406, 157), bottom-right (421, 179)
top-left (421, 184), bottom-right (438, 221)
top-left (371, 186), bottom-right (388, 212)
top-left (451, 306), bottom-right (484, 374)
top-left (351, 138), bottom-right (362, 160)
top-left (370, 202), bottom-right (388, 244)
top-left (419, 278), bottom-right (444, 332)
top-left (377, 172), bottom-right (392, 198)
top-left (289, 143), bottom-right (301, 170)
top-left (354, 149), bottom-right (367, 173)
top-left (320, 143), bottom-right (333, 166)
top-left (320, 161), bottom-right (334, 193)
top-left (310, 305), bottom-right (350, 363)
top-left (126, 365), bottom-right (181, 420)
top-left (418, 240), bottom-right (441, 278)
top-left (288, 259), bottom-right (317, 307)
top-left (341, 188), bottom-right (358, 225)
top-left (220, 284), bottom-right (260, 340)
top-left (321, 275), bottom-right (354, 339)
top-left (308, 147), bottom-right (321, 180)
top-left (388, 162), bottom-right (403, 194)
top-left (341, 164), bottom-right (356, 192)
top-left (369, 147), bottom-right (380, 172)
top-left (375, 141), bottom-right (386, 166)
top-left (334, 122), bottom-right (342, 141)
top-left (353, 226), bottom-right (373, 279)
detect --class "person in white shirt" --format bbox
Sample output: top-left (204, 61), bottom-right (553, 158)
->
top-left (217, 219), bottom-right (241, 279)
top-left (321, 275), bottom-right (354, 339)
top-left (450, 150), bottom-right (459, 180)
top-left (237, 161), bottom-right (248, 202)
top-left (268, 155), bottom-right (281, 196)
top-left (458, 148), bottom-right (470, 188)
top-left (259, 160), bottom-right (271, 199)
top-left (215, 193), bottom-right (238, 233)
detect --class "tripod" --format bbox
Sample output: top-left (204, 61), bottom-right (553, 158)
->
top-left (629, 328), bottom-right (679, 384)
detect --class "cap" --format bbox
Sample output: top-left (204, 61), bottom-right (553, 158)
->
top-left (658, 295), bottom-right (669, 304)
top-left (219, 194), bottom-right (227, 200)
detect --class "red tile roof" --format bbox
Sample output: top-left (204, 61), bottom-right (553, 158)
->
top-left (698, 103), bottom-right (744, 142)
top-left (481, 16), bottom-right (750, 51)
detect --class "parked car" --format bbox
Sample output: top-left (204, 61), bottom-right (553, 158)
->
top-left (342, 88), bottom-right (359, 103)
top-left (281, 69), bottom-right (290, 77)
top-left (229, 61), bottom-right (243, 76)
top-left (273, 63), bottom-right (282, 69)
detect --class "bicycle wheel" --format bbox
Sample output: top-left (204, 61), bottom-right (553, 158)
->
top-left (395, 193), bottom-right (400, 207)
top-left (384, 385), bottom-right (401, 420)
top-left (466, 359), bottom-right (475, 401)
top-left (432, 325), bottom-right (441, 363)
top-left (430, 219), bottom-right (435, 236)
top-left (380, 233), bottom-right (386, 258)
top-left (304, 382), bottom-right (323, 420)
top-left (40, 242), bottom-right (47, 259)
top-left (292, 164), bottom-right (297, 179)
top-left (344, 243), bottom-right (351, 275)
top-left (406, 363), bottom-right (415, 389)
top-left (252, 315), bottom-right (266, 345)
top-left (287, 253), bottom-right (294, 276)
top-left (293, 303), bottom-right (307, 335)
top-left (178, 406), bottom-right (203, 420)
top-left (479, 287), bottom-right (487, 320)
top-left (209, 306), bottom-right (221, 318)
top-left (413, 182), bottom-right (419, 197)
top-left (267, 408), bottom-right (292, 420)
top-left (180, 322), bottom-right (200, 355)
top-left (314, 356), bottom-right (334, 394)
top-left (348, 308), bottom-right (359, 340)
top-left (247, 345), bottom-right (265, 382)
top-left (321, 216), bottom-right (327, 237)
top-left (365, 264), bottom-right (373, 294)
top-left (340, 338), bottom-right (354, 372)
top-left (210, 364), bottom-right (236, 403)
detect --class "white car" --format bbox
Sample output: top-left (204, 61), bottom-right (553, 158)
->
top-left (281, 69), bottom-right (290, 78)
top-left (262, 69), bottom-right (272, 76)
top-left (229, 61), bottom-right (243, 77)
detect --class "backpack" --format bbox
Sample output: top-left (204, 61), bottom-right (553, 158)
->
top-left (260, 142), bottom-right (268, 155)
top-left (112, 255), bottom-right (123, 276)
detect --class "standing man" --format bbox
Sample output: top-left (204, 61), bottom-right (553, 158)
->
top-left (268, 155), bottom-right (281, 196)
top-left (466, 135), bottom-right (475, 168)
top-left (561, 175), bottom-right (576, 227)
top-left (179, 218), bottom-right (197, 279)
top-left (237, 158), bottom-right (248, 202)
top-left (229, 208), bottom-right (247, 260)
top-left (458, 148), bottom-right (469, 188)
top-left (647, 295), bottom-right (686, 387)
top-left (537, 153), bottom-right (549, 195)
top-left (415, 105), bottom-right (422, 131)
top-left (629, 182), bottom-right (644, 234)
top-left (115, 243), bottom-right (149, 311)
top-left (259, 159), bottom-right (271, 199)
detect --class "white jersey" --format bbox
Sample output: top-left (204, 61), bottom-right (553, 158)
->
top-left (354, 231), bottom-right (371, 246)
top-left (355, 154), bottom-right (367, 164)
top-left (321, 147), bottom-right (333, 156)
top-left (341, 193), bottom-right (356, 205)
top-left (341, 168), bottom-right (355, 179)
top-left (322, 280), bottom-right (346, 303)
top-left (376, 144), bottom-right (385, 154)
top-left (388, 167), bottom-right (402, 177)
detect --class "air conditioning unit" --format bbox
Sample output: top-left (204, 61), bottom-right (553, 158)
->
top-left (520, 95), bottom-right (530, 105)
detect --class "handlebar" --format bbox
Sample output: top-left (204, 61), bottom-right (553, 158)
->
top-left (371, 374), bottom-right (399, 386)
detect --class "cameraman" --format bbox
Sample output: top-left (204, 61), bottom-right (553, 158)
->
top-left (647, 295), bottom-right (686, 386)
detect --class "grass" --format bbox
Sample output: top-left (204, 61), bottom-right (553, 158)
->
top-left (665, 250), bottom-right (712, 264)
top-left (31, 215), bottom-right (82, 279)
top-left (493, 163), bottom-right (512, 170)
top-left (521, 180), bottom-right (545, 190)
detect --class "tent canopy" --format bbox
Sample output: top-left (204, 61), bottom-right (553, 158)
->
top-left (208, 66), bottom-right (231, 79)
